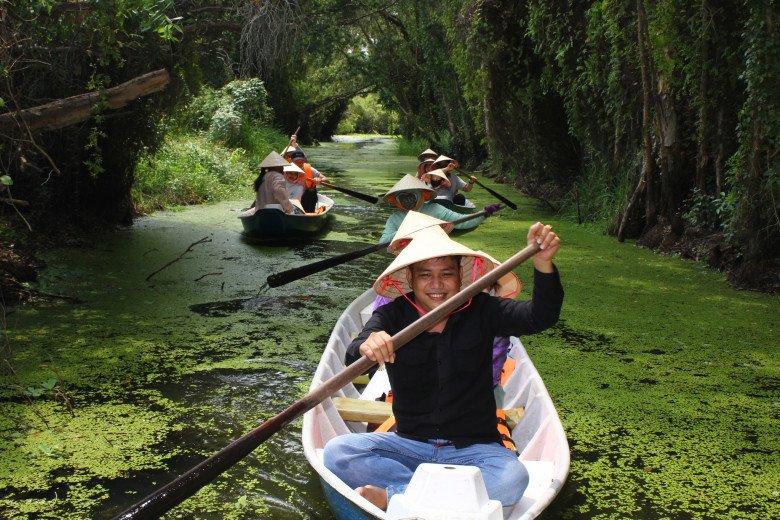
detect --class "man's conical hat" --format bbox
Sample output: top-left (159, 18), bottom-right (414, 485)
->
top-left (424, 168), bottom-right (449, 182)
top-left (283, 162), bottom-right (304, 174)
top-left (384, 174), bottom-right (434, 201)
top-left (260, 151), bottom-right (288, 169)
top-left (373, 227), bottom-right (520, 299)
top-left (432, 154), bottom-right (455, 168)
top-left (388, 210), bottom-right (455, 254)
top-left (417, 148), bottom-right (438, 161)
top-left (473, 251), bottom-right (522, 298)
top-left (282, 145), bottom-right (298, 156)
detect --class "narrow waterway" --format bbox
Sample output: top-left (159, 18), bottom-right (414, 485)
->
top-left (3, 138), bottom-right (411, 519)
top-left (5, 137), bottom-right (777, 520)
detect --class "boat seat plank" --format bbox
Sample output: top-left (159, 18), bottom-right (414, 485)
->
top-left (333, 397), bottom-right (524, 431)
top-left (333, 397), bottom-right (393, 423)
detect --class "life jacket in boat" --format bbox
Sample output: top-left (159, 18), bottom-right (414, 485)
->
top-left (302, 163), bottom-right (317, 189)
top-left (496, 408), bottom-right (518, 453)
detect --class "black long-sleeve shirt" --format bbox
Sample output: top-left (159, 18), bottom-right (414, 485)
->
top-left (346, 268), bottom-right (564, 446)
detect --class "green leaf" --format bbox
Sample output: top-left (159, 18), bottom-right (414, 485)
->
top-left (25, 386), bottom-right (44, 397)
top-left (0, 175), bottom-right (12, 186)
top-left (41, 378), bottom-right (58, 390)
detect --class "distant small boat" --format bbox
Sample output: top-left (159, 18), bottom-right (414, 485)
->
top-left (238, 194), bottom-right (334, 239)
top-left (302, 288), bottom-right (570, 520)
top-left (433, 196), bottom-right (477, 214)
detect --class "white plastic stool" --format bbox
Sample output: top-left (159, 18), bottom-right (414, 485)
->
top-left (386, 463), bottom-right (503, 520)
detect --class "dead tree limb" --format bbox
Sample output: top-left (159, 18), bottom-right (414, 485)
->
top-left (0, 69), bottom-right (170, 133)
top-left (146, 236), bottom-right (212, 282)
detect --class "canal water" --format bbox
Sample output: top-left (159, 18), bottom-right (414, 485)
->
top-left (2, 138), bottom-right (412, 519)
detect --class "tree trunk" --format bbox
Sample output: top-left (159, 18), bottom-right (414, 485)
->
top-left (695, 0), bottom-right (712, 193)
top-left (636, 0), bottom-right (658, 229)
top-left (0, 69), bottom-right (170, 132)
top-left (618, 0), bottom-right (654, 241)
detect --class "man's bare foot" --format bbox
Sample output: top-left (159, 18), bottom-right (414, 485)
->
top-left (356, 485), bottom-right (388, 510)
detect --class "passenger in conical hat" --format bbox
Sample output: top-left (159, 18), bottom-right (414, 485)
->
top-left (282, 162), bottom-right (306, 201)
top-left (324, 222), bottom-right (563, 511)
top-left (379, 174), bottom-right (485, 243)
top-left (430, 154), bottom-right (476, 204)
top-left (253, 151), bottom-right (295, 214)
top-left (417, 147), bottom-right (438, 162)
top-left (288, 148), bottom-right (329, 213)
top-left (370, 212), bottom-right (454, 312)
top-left (415, 157), bottom-right (436, 179)
top-left (386, 210), bottom-right (454, 255)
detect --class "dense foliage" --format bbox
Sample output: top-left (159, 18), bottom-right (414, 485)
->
top-left (303, 0), bottom-right (777, 289)
top-left (133, 79), bottom-right (287, 213)
top-left (336, 93), bottom-right (399, 134)
top-left (0, 0), bottom-right (775, 291)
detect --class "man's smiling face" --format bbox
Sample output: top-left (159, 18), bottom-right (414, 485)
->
top-left (407, 256), bottom-right (462, 311)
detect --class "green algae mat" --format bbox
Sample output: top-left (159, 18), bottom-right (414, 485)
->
top-left (1, 138), bottom-right (778, 519)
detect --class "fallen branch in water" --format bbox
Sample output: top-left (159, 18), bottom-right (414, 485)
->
top-left (146, 236), bottom-right (212, 282)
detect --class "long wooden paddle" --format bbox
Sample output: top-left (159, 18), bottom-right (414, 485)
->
top-left (266, 204), bottom-right (503, 288)
top-left (459, 170), bottom-right (518, 210)
top-left (111, 241), bottom-right (541, 520)
top-left (320, 181), bottom-right (379, 204)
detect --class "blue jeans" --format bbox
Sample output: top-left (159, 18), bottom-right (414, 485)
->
top-left (323, 432), bottom-right (528, 507)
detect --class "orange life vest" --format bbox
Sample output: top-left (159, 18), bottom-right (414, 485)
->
top-left (302, 163), bottom-right (316, 189)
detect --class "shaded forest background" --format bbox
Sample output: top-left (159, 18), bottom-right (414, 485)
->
top-left (0, 0), bottom-right (777, 291)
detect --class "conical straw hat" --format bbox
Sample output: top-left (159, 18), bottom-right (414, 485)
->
top-left (384, 174), bottom-right (434, 200)
top-left (283, 162), bottom-right (304, 174)
top-left (388, 211), bottom-right (454, 254)
top-left (373, 227), bottom-right (514, 298)
top-left (260, 151), bottom-right (289, 169)
top-left (474, 251), bottom-right (522, 298)
top-left (432, 154), bottom-right (455, 168)
top-left (424, 168), bottom-right (449, 182)
top-left (282, 145), bottom-right (298, 156)
top-left (417, 148), bottom-right (438, 161)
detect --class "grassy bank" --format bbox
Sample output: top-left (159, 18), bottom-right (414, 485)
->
top-left (132, 80), bottom-right (288, 214)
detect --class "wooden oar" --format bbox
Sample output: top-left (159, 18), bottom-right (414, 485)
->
top-left (460, 171), bottom-right (518, 210)
top-left (266, 204), bottom-right (503, 288)
top-left (111, 240), bottom-right (541, 520)
top-left (320, 181), bottom-right (379, 204)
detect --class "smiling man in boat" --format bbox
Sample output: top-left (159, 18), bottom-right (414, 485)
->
top-left (323, 222), bottom-right (563, 511)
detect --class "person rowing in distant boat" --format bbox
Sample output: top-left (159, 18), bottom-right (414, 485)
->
top-left (379, 175), bottom-right (484, 243)
top-left (289, 148), bottom-right (328, 213)
top-left (323, 222), bottom-right (563, 511)
top-left (253, 151), bottom-right (296, 214)
top-left (429, 155), bottom-right (476, 205)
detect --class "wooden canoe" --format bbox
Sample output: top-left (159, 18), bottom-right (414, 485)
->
top-left (432, 197), bottom-right (477, 214)
top-left (302, 288), bottom-right (570, 520)
top-left (238, 194), bottom-right (334, 239)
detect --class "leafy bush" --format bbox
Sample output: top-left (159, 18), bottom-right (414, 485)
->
top-left (222, 79), bottom-right (271, 122)
top-left (209, 107), bottom-right (244, 146)
top-left (683, 188), bottom-right (733, 231)
top-left (132, 78), bottom-right (287, 214)
top-left (132, 135), bottom-right (254, 214)
top-left (183, 79), bottom-right (272, 135)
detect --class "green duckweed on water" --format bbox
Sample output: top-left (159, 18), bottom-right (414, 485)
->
top-left (1, 138), bottom-right (778, 519)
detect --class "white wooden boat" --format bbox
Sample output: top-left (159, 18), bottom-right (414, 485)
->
top-left (302, 288), bottom-right (570, 519)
